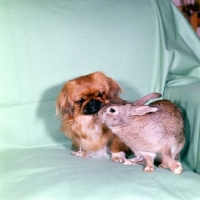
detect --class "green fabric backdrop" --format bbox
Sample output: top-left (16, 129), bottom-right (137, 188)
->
top-left (1, 0), bottom-right (200, 199)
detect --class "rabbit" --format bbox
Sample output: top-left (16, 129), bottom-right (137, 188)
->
top-left (110, 92), bottom-right (162, 163)
top-left (98, 98), bottom-right (185, 174)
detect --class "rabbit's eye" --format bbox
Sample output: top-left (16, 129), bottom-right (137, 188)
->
top-left (109, 108), bottom-right (116, 113)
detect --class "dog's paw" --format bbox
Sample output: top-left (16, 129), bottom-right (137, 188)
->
top-left (71, 150), bottom-right (88, 157)
top-left (111, 152), bottom-right (126, 163)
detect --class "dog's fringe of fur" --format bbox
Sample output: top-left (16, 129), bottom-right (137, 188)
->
top-left (88, 146), bottom-right (110, 158)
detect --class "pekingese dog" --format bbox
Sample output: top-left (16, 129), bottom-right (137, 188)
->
top-left (56, 71), bottom-right (129, 162)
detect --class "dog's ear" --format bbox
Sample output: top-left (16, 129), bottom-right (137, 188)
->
top-left (107, 78), bottom-right (123, 100)
top-left (56, 85), bottom-right (74, 117)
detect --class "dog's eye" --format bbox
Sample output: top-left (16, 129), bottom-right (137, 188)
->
top-left (98, 92), bottom-right (105, 98)
top-left (76, 99), bottom-right (85, 105)
top-left (109, 108), bottom-right (116, 113)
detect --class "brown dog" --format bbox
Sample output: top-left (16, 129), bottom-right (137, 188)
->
top-left (56, 71), bottom-right (129, 162)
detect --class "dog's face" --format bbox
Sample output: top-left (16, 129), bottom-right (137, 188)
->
top-left (56, 72), bottom-right (122, 117)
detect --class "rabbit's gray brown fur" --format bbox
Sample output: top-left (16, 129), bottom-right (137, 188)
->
top-left (98, 99), bottom-right (185, 174)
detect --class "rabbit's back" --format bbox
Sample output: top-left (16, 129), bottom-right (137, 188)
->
top-left (150, 100), bottom-right (184, 139)
top-left (150, 100), bottom-right (183, 122)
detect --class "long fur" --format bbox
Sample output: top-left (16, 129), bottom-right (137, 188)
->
top-left (56, 71), bottom-right (128, 158)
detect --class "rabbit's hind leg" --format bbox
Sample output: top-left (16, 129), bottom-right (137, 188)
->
top-left (140, 152), bottom-right (156, 172)
top-left (171, 141), bottom-right (185, 160)
top-left (160, 147), bottom-right (182, 174)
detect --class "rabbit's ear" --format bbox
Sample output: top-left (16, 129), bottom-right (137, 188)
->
top-left (129, 106), bottom-right (158, 116)
top-left (133, 93), bottom-right (162, 106)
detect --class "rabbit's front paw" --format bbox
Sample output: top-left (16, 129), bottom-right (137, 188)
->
top-left (111, 152), bottom-right (126, 163)
top-left (144, 166), bottom-right (154, 172)
top-left (123, 159), bottom-right (136, 165)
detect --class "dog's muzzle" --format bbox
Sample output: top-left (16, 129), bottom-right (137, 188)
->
top-left (83, 99), bottom-right (104, 115)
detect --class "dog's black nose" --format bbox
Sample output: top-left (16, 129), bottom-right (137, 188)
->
top-left (89, 99), bottom-right (101, 108)
top-left (83, 99), bottom-right (103, 115)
